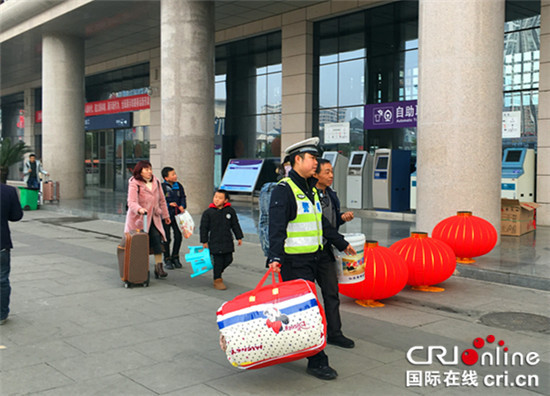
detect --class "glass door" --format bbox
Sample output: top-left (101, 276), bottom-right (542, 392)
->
top-left (85, 132), bottom-right (99, 187)
top-left (99, 130), bottom-right (114, 190)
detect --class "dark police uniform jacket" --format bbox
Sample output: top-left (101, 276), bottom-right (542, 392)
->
top-left (268, 169), bottom-right (348, 265)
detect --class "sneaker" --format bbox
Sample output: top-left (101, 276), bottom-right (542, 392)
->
top-left (213, 278), bottom-right (227, 290)
top-left (172, 256), bottom-right (183, 269)
top-left (306, 365), bottom-right (338, 380)
top-left (327, 335), bottom-right (355, 349)
top-left (164, 257), bottom-right (175, 270)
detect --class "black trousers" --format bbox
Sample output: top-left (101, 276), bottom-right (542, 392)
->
top-left (213, 252), bottom-right (233, 279)
top-left (162, 217), bottom-right (182, 258)
top-left (281, 249), bottom-right (341, 368)
top-left (148, 223), bottom-right (163, 255)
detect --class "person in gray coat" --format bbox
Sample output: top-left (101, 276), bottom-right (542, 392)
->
top-left (23, 154), bottom-right (48, 189)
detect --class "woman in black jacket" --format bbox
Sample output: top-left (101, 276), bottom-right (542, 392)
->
top-left (200, 190), bottom-right (243, 290)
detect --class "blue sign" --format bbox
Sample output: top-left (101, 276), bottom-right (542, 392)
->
top-left (364, 100), bottom-right (417, 130)
top-left (85, 112), bottom-right (132, 131)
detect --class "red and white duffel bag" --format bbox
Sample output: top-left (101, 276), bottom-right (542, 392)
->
top-left (216, 268), bottom-right (327, 370)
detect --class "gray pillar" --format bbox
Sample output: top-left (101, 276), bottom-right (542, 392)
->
top-left (42, 33), bottom-right (85, 200)
top-left (161, 0), bottom-right (214, 213)
top-left (537, 0), bottom-right (550, 225)
top-left (417, 0), bottom-right (505, 236)
top-left (281, 17), bottom-right (314, 152)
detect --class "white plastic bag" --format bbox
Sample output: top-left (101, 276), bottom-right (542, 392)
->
top-left (175, 210), bottom-right (194, 238)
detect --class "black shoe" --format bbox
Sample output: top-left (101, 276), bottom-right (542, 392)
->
top-left (164, 257), bottom-right (175, 270)
top-left (327, 335), bottom-right (355, 349)
top-left (306, 365), bottom-right (338, 380)
top-left (172, 256), bottom-right (182, 269)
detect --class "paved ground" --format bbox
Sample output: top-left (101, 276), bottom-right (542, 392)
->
top-left (0, 210), bottom-right (549, 395)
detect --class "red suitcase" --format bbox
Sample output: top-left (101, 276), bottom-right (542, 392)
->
top-left (117, 214), bottom-right (150, 288)
top-left (42, 180), bottom-right (60, 202)
top-left (216, 269), bottom-right (327, 370)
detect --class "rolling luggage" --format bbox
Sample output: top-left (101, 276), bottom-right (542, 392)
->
top-left (42, 180), bottom-right (60, 203)
top-left (216, 268), bottom-right (327, 370)
top-left (117, 214), bottom-right (150, 288)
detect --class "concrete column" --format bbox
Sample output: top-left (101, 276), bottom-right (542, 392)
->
top-left (537, 0), bottom-right (550, 225)
top-left (417, 0), bottom-right (505, 235)
top-left (281, 10), bottom-right (314, 152)
top-left (42, 33), bottom-right (85, 200)
top-left (23, 88), bottom-right (36, 153)
top-left (161, 0), bottom-right (214, 213)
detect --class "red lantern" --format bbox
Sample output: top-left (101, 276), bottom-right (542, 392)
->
top-left (432, 211), bottom-right (497, 264)
top-left (339, 241), bottom-right (408, 307)
top-left (390, 232), bottom-right (456, 292)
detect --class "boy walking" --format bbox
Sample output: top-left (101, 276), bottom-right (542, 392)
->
top-left (161, 167), bottom-right (187, 269)
top-left (200, 190), bottom-right (243, 290)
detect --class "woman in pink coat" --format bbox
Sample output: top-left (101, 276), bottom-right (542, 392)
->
top-left (125, 160), bottom-right (171, 279)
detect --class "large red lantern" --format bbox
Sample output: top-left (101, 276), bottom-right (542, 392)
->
top-left (432, 211), bottom-right (497, 264)
top-left (339, 241), bottom-right (408, 307)
top-left (390, 232), bottom-right (456, 292)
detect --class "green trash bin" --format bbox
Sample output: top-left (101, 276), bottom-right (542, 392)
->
top-left (18, 187), bottom-right (39, 210)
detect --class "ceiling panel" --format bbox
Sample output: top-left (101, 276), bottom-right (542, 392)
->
top-left (1, 0), bottom-right (328, 91)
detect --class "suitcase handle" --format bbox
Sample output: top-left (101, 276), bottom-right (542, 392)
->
top-left (249, 268), bottom-right (283, 302)
top-left (142, 213), bottom-right (148, 233)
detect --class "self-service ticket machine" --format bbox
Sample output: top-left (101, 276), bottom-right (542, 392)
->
top-left (501, 148), bottom-right (535, 200)
top-left (372, 149), bottom-right (411, 212)
top-left (346, 151), bottom-right (373, 209)
top-left (322, 151), bottom-right (348, 206)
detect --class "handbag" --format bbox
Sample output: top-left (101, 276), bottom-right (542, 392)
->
top-left (216, 268), bottom-right (327, 370)
top-left (174, 208), bottom-right (194, 238)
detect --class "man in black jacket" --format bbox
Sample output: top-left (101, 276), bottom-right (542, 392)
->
top-left (0, 183), bottom-right (24, 324)
top-left (267, 137), bottom-right (356, 380)
top-left (314, 158), bottom-right (355, 349)
top-left (200, 190), bottom-right (243, 290)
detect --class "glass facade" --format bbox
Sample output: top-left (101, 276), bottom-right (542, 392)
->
top-left (85, 63), bottom-right (150, 102)
top-left (215, 32), bottom-right (282, 178)
top-left (314, 2), bottom-right (419, 158)
top-left (84, 63), bottom-right (151, 191)
top-left (0, 92), bottom-right (26, 180)
top-left (314, 0), bottom-right (541, 159)
top-left (503, 12), bottom-right (540, 149)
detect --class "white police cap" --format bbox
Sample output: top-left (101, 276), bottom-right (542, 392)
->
top-left (284, 137), bottom-right (321, 158)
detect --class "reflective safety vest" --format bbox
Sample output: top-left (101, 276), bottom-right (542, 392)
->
top-left (281, 177), bottom-right (323, 254)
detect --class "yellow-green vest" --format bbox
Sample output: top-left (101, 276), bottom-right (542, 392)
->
top-left (281, 177), bottom-right (323, 254)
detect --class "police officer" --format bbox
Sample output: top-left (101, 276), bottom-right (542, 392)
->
top-left (268, 137), bottom-right (356, 381)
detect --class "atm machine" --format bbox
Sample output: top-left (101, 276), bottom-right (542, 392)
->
top-left (372, 149), bottom-right (411, 212)
top-left (346, 151), bottom-right (373, 209)
top-left (501, 148), bottom-right (535, 200)
top-left (322, 151), bottom-right (348, 206)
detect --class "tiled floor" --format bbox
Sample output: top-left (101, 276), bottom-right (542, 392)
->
top-left (40, 188), bottom-right (550, 290)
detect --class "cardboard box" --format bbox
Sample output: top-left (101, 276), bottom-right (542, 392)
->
top-left (501, 199), bottom-right (540, 236)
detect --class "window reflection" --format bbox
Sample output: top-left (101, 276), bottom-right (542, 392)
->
top-left (215, 31), bottom-right (282, 170)
top-left (502, 13), bottom-right (540, 149)
top-left (314, 2), bottom-right (419, 155)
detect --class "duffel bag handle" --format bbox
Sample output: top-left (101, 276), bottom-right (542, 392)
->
top-left (249, 268), bottom-right (283, 302)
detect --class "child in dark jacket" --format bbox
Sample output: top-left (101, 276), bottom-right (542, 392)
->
top-left (200, 190), bottom-right (243, 290)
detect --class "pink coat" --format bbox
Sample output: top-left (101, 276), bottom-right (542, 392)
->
top-left (124, 176), bottom-right (170, 241)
